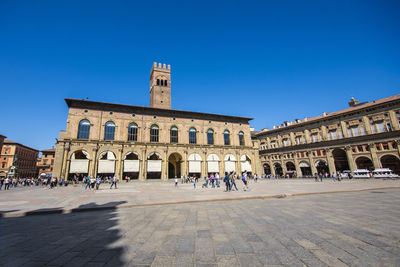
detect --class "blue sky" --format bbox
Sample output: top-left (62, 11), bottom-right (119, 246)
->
top-left (1, 0), bottom-right (399, 150)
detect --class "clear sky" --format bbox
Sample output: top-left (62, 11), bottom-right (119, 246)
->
top-left (1, 0), bottom-right (399, 150)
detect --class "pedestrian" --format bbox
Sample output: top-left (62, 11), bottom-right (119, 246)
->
top-left (96, 177), bottom-right (101, 190)
top-left (210, 174), bottom-right (215, 188)
top-left (242, 172), bottom-right (249, 191)
top-left (110, 176), bottom-right (117, 189)
top-left (0, 178), bottom-right (3, 190)
top-left (332, 173), bottom-right (336, 181)
top-left (254, 173), bottom-right (258, 183)
top-left (85, 176), bottom-right (91, 190)
top-left (4, 177), bottom-right (10, 190)
top-left (230, 172), bottom-right (238, 191)
top-left (193, 176), bottom-right (197, 190)
top-left (174, 176), bottom-right (178, 188)
top-left (224, 172), bottom-right (230, 192)
top-left (215, 173), bottom-right (220, 187)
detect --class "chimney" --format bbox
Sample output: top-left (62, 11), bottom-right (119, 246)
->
top-left (322, 112), bottom-right (327, 116)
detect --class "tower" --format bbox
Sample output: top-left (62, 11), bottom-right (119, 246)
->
top-left (150, 62), bottom-right (171, 109)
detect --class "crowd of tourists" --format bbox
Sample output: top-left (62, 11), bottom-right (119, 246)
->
top-left (0, 176), bottom-right (63, 190)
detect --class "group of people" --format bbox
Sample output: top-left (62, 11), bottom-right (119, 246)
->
top-left (0, 176), bottom-right (63, 190)
top-left (84, 176), bottom-right (118, 190)
top-left (174, 171), bottom-right (254, 192)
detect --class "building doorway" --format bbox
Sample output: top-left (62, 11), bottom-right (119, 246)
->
top-left (381, 155), bottom-right (400, 174)
top-left (355, 156), bottom-right (374, 171)
top-left (332, 148), bottom-right (349, 172)
top-left (168, 153), bottom-right (182, 178)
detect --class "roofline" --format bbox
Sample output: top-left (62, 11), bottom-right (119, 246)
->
top-left (4, 140), bottom-right (39, 152)
top-left (255, 94), bottom-right (400, 137)
top-left (65, 98), bottom-right (253, 123)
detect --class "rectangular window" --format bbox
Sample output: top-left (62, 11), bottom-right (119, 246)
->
top-left (347, 128), bottom-right (352, 137)
top-left (1, 162), bottom-right (5, 168)
top-left (328, 130), bottom-right (337, 140)
top-left (351, 126), bottom-right (359, 137)
top-left (170, 130), bottom-right (178, 143)
top-left (371, 124), bottom-right (377, 134)
top-left (338, 130), bottom-right (343, 139)
top-left (386, 122), bottom-right (392, 132)
top-left (360, 126), bottom-right (365, 135)
top-left (376, 122), bottom-right (385, 133)
top-left (150, 128), bottom-right (159, 142)
top-left (128, 127), bottom-right (138, 141)
top-left (189, 131), bottom-right (196, 144)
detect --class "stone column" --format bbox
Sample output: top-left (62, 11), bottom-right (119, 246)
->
top-left (389, 111), bottom-right (399, 130)
top-left (182, 151), bottom-right (188, 177)
top-left (293, 153), bottom-right (302, 177)
top-left (236, 153), bottom-right (241, 175)
top-left (396, 140), bottom-right (400, 156)
top-left (344, 146), bottom-right (356, 172)
top-left (340, 121), bottom-right (349, 138)
top-left (201, 150), bottom-right (207, 178)
top-left (281, 158), bottom-right (287, 177)
top-left (115, 147), bottom-right (123, 181)
top-left (270, 160), bottom-right (276, 176)
top-left (92, 146), bottom-right (99, 178)
top-left (64, 159), bottom-right (71, 179)
top-left (162, 149), bottom-right (168, 181)
top-left (369, 143), bottom-right (381, 169)
top-left (277, 135), bottom-right (283, 147)
top-left (61, 145), bottom-right (69, 178)
top-left (362, 116), bottom-right (372, 134)
top-left (308, 151), bottom-right (317, 175)
top-left (266, 137), bottom-right (271, 149)
top-left (219, 158), bottom-right (224, 176)
top-left (325, 149), bottom-right (337, 175)
top-left (140, 148), bottom-right (147, 180)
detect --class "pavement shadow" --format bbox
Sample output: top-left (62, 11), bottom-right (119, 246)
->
top-left (0, 201), bottom-right (127, 266)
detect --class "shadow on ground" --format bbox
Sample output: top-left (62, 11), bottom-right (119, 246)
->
top-left (0, 201), bottom-right (127, 266)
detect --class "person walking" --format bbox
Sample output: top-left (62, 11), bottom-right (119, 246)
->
top-left (110, 176), bottom-right (117, 189)
top-left (224, 172), bottom-right (230, 192)
top-left (242, 172), bottom-right (249, 191)
top-left (332, 173), bottom-right (336, 181)
top-left (95, 177), bottom-right (101, 190)
top-left (174, 177), bottom-right (178, 188)
top-left (85, 176), bottom-right (91, 190)
top-left (4, 177), bottom-right (10, 190)
top-left (215, 173), bottom-right (220, 188)
top-left (230, 172), bottom-right (238, 191)
top-left (193, 176), bottom-right (197, 190)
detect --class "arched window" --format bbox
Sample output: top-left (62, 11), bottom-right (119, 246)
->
top-left (165, 80), bottom-right (168, 86)
top-left (150, 125), bottom-right (159, 142)
top-left (189, 127), bottom-right (197, 144)
top-left (161, 80), bottom-right (164, 86)
top-left (77, 120), bottom-right (90, 139)
top-left (170, 126), bottom-right (178, 143)
top-left (128, 123), bottom-right (138, 141)
top-left (224, 130), bottom-right (230, 145)
top-left (157, 79), bottom-right (160, 86)
top-left (104, 121), bottom-right (116, 140)
top-left (207, 129), bottom-right (214, 145)
top-left (239, 131), bottom-right (245, 146)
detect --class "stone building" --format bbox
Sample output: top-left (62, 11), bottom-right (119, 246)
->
top-left (254, 95), bottom-right (400, 177)
top-left (0, 134), bottom-right (5, 158)
top-left (0, 140), bottom-right (39, 178)
top-left (53, 63), bottom-right (261, 180)
top-left (37, 148), bottom-right (56, 177)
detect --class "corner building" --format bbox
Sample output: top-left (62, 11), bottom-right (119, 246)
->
top-left (254, 95), bottom-right (400, 177)
top-left (53, 63), bottom-right (261, 180)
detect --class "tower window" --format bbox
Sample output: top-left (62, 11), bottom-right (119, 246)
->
top-left (161, 80), bottom-right (164, 86)
top-left (157, 79), bottom-right (160, 86)
top-left (165, 80), bottom-right (168, 86)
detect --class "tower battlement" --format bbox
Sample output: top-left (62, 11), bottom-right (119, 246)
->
top-left (150, 62), bottom-right (171, 109)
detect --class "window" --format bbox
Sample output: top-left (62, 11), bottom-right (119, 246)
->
top-left (170, 126), bottom-right (178, 143)
top-left (386, 122), bottom-right (392, 132)
top-left (104, 121), bottom-right (116, 140)
top-left (338, 130), bottom-right (343, 139)
top-left (224, 130), bottom-right (230, 145)
top-left (128, 123), bottom-right (138, 141)
top-left (165, 80), bottom-right (168, 86)
top-left (283, 138), bottom-right (290, 146)
top-left (150, 125), bottom-right (159, 142)
top-left (207, 129), bottom-right (214, 145)
top-left (360, 126), bottom-right (365, 135)
top-left (328, 130), bottom-right (337, 140)
top-left (77, 120), bottom-right (90, 139)
top-left (157, 79), bottom-right (160, 85)
top-left (311, 134), bottom-right (318, 142)
top-left (189, 127), bottom-right (197, 144)
top-left (376, 122), bottom-right (385, 133)
top-left (348, 126), bottom-right (359, 137)
top-left (239, 131), bottom-right (245, 146)
top-left (1, 162), bottom-right (5, 168)
top-left (4, 148), bottom-right (8, 154)
top-left (295, 136), bottom-right (303, 145)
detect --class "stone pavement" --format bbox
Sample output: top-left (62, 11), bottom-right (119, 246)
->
top-left (0, 189), bottom-right (399, 266)
top-left (0, 179), bottom-right (399, 217)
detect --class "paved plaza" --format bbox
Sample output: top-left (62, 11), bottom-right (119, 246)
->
top-left (1, 188), bottom-right (400, 266)
top-left (0, 179), bottom-right (399, 217)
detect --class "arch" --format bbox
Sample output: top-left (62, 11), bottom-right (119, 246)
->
top-left (207, 153), bottom-right (220, 174)
top-left (263, 163), bottom-right (271, 175)
top-left (69, 150), bottom-right (90, 179)
top-left (77, 119), bottom-right (90, 139)
top-left (299, 161), bottom-right (312, 176)
top-left (207, 128), bottom-right (214, 145)
top-left (240, 154), bottom-right (252, 173)
top-left (147, 151), bottom-right (162, 179)
top-left (98, 151), bottom-right (116, 176)
top-left (355, 156), bottom-right (374, 171)
top-left (123, 152), bottom-right (139, 179)
top-left (188, 153), bottom-right (201, 175)
top-left (274, 163), bottom-right (283, 176)
top-left (128, 123), bottom-right (138, 141)
top-left (124, 151), bottom-right (139, 160)
top-left (189, 127), bottom-right (197, 144)
top-left (224, 154), bottom-right (236, 174)
top-left (224, 129), bottom-right (230, 145)
top-left (380, 155), bottom-right (400, 174)
top-left (238, 131), bottom-right (245, 146)
top-left (315, 160), bottom-right (329, 175)
top-left (286, 162), bottom-right (295, 171)
top-left (150, 124), bottom-right (159, 142)
top-left (170, 126), bottom-right (178, 143)
top-left (332, 148), bottom-right (349, 172)
top-left (168, 152), bottom-right (182, 178)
